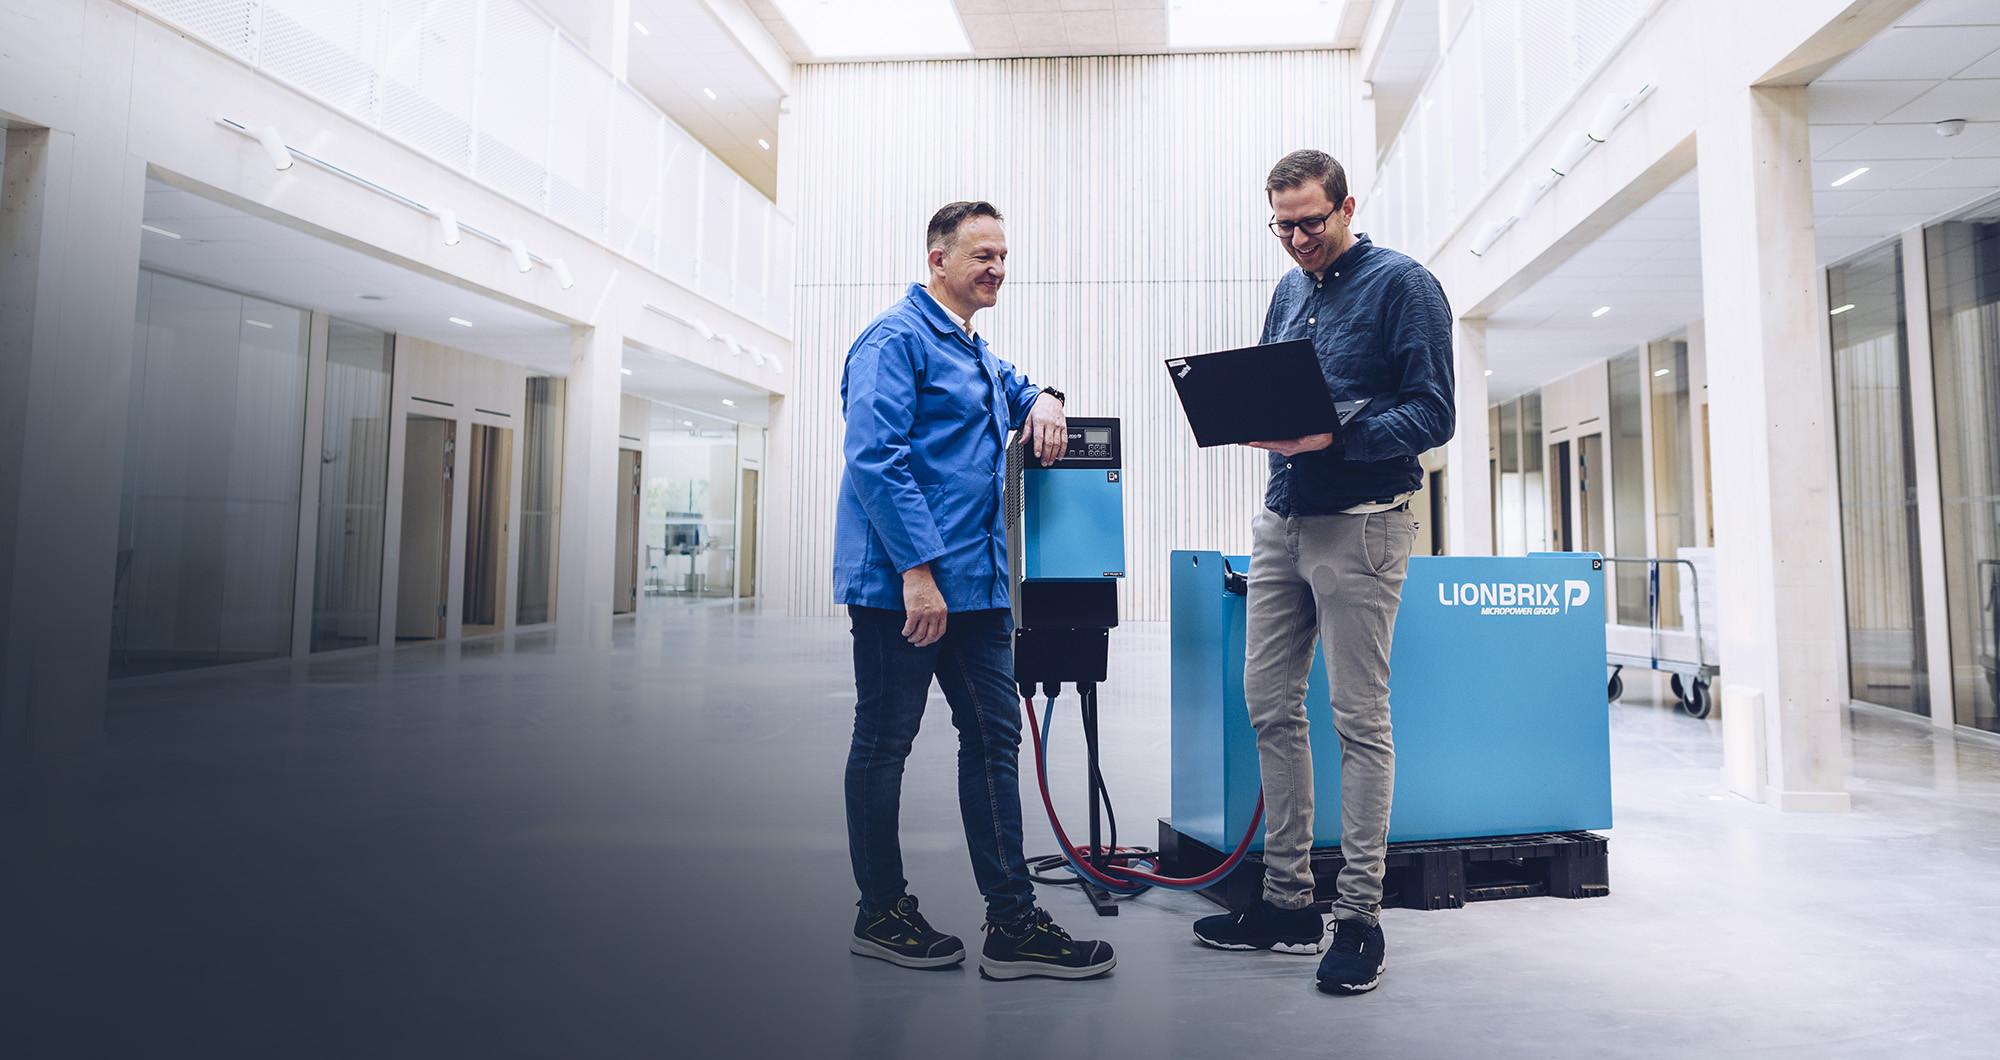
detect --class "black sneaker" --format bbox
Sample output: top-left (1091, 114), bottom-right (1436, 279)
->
top-left (1315, 917), bottom-right (1386, 994)
top-left (1193, 899), bottom-right (1326, 954)
top-left (978, 907), bottom-right (1116, 981)
top-left (850, 895), bottom-right (966, 969)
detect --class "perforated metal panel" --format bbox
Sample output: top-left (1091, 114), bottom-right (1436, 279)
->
top-left (138, 0), bottom-right (793, 338)
top-left (1517, 0), bottom-right (1572, 139)
top-left (609, 84), bottom-right (662, 269)
top-left (377, 0), bottom-right (477, 171)
top-left (1479, 0), bottom-right (1522, 180)
top-left (259, 0), bottom-right (381, 125)
top-left (1370, 0), bottom-right (1651, 259)
top-left (473, 0), bottom-right (555, 209)
top-left (547, 36), bottom-right (609, 240)
top-left (698, 153), bottom-right (736, 307)
top-left (656, 122), bottom-right (703, 289)
top-left (733, 188), bottom-right (767, 323)
top-left (133, 0), bottom-right (260, 60)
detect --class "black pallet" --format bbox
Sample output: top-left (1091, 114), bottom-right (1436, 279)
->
top-left (1159, 819), bottom-right (1609, 912)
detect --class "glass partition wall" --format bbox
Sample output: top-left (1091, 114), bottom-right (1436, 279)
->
top-left (1830, 243), bottom-right (1927, 716)
top-left (1927, 197), bottom-right (2000, 732)
top-left (112, 271), bottom-right (310, 677)
top-left (644, 402), bottom-right (741, 598)
top-left (310, 321), bottom-right (394, 652)
top-left (516, 376), bottom-right (564, 625)
top-left (1608, 349), bottom-right (1649, 625)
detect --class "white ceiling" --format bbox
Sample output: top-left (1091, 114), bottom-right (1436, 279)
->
top-left (139, 179), bottom-right (577, 375)
top-left (623, 341), bottom-right (774, 425)
top-left (534, 0), bottom-right (786, 198)
top-left (1481, 0), bottom-right (2000, 402)
top-left (1483, 175), bottom-right (1702, 401)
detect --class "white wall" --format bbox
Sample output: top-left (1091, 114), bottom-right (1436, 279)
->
top-left (780, 51), bottom-right (1359, 620)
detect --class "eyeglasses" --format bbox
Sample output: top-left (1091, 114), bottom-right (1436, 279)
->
top-left (1268, 212), bottom-right (1334, 238)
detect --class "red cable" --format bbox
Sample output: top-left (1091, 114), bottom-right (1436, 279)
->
top-left (1024, 696), bottom-right (1265, 890)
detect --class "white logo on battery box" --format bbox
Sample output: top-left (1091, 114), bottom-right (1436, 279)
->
top-left (1437, 579), bottom-right (1590, 616)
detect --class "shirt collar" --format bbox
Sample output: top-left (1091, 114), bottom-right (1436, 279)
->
top-left (1312, 232), bottom-right (1372, 280)
top-left (916, 283), bottom-right (976, 340)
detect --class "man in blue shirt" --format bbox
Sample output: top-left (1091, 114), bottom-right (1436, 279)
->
top-left (835, 201), bottom-right (1115, 982)
top-left (1191, 151), bottom-right (1456, 995)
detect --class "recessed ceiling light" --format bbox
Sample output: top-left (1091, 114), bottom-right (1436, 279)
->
top-left (1653, 367), bottom-right (1671, 377)
top-left (449, 316), bottom-right (473, 327)
top-left (1830, 303), bottom-right (1856, 315)
top-left (139, 223), bottom-right (181, 239)
top-left (758, 139), bottom-right (770, 150)
top-left (682, 420), bottom-right (693, 427)
top-left (772, 0), bottom-right (971, 58)
top-left (621, 368), bottom-right (634, 375)
top-left (1169, 0), bottom-right (1339, 49)
top-left (1484, 369), bottom-right (1494, 377)
top-left (721, 399), bottom-right (736, 407)
top-left (244, 319), bottom-right (274, 329)
top-left (632, 20), bottom-right (649, 35)
top-left (1830, 166), bottom-right (1869, 188)
top-left (703, 87), bottom-right (717, 100)
top-left (1591, 306), bottom-right (1611, 318)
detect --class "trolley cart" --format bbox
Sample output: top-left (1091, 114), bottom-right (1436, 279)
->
top-left (1603, 556), bottom-right (1718, 718)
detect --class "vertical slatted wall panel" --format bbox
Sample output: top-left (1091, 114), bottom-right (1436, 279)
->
top-left (781, 51), bottom-right (1355, 620)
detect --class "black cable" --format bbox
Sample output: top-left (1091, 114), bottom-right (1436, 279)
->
top-left (1024, 691), bottom-right (1160, 896)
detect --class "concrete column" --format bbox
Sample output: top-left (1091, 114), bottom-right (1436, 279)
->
top-left (0, 9), bottom-right (146, 764)
top-left (557, 324), bottom-right (623, 647)
top-left (1696, 85), bottom-right (1849, 811)
top-left (1442, 316), bottom-right (1493, 556)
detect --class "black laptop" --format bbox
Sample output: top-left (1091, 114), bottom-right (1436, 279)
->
top-left (1166, 339), bottom-right (1366, 447)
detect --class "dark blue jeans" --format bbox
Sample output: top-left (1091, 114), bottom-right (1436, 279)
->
top-left (846, 605), bottom-right (1036, 925)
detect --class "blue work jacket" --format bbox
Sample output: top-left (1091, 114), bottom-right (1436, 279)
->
top-left (1260, 233), bottom-right (1456, 515)
top-left (834, 283), bottom-right (1042, 612)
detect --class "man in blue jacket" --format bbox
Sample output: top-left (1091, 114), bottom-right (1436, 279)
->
top-left (835, 201), bottom-right (1115, 982)
top-left (1191, 151), bottom-right (1455, 995)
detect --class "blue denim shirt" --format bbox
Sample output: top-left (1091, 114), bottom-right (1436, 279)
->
top-left (1260, 234), bottom-right (1456, 515)
top-left (834, 283), bottom-right (1043, 612)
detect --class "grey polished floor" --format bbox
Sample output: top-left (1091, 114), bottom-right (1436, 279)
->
top-left (6, 599), bottom-right (2000, 1058)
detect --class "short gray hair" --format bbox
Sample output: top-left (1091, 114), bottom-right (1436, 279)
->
top-left (926, 201), bottom-right (1004, 254)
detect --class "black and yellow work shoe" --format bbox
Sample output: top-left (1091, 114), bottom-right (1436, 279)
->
top-left (978, 907), bottom-right (1116, 981)
top-left (850, 895), bottom-right (966, 969)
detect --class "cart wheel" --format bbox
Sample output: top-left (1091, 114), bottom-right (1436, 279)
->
top-left (1686, 678), bottom-right (1712, 720)
top-left (1669, 673), bottom-right (1685, 701)
top-left (1608, 672), bottom-right (1624, 703)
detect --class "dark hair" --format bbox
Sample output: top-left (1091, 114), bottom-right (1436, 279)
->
top-left (926, 201), bottom-right (1004, 254)
top-left (1265, 150), bottom-right (1348, 205)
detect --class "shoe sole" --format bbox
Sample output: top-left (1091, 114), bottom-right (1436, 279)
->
top-left (977, 954), bottom-right (1117, 981)
top-left (1316, 962), bottom-right (1385, 995)
top-left (1193, 933), bottom-right (1322, 955)
top-left (850, 936), bottom-right (966, 969)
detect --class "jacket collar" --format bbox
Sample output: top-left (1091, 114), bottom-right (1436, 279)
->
top-left (907, 282), bottom-right (977, 346)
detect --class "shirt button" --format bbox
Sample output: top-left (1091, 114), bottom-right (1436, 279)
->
top-left (1308, 317), bottom-right (1315, 324)
top-left (1286, 462), bottom-right (1293, 469)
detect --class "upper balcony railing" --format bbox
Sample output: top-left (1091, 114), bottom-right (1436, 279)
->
top-left (1366, 0), bottom-right (1651, 263)
top-left (132, 0), bottom-right (794, 339)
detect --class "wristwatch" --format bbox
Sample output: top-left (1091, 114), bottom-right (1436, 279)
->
top-left (1039, 386), bottom-right (1066, 404)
